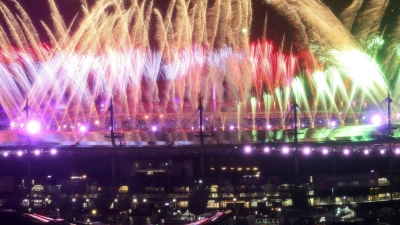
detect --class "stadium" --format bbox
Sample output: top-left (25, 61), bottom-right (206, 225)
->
top-left (0, 0), bottom-right (399, 224)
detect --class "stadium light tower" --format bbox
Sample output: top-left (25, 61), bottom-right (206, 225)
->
top-left (386, 92), bottom-right (392, 136)
top-left (285, 101), bottom-right (301, 143)
top-left (198, 94), bottom-right (204, 146)
top-left (109, 97), bottom-right (116, 146)
top-left (24, 99), bottom-right (32, 145)
top-left (198, 94), bottom-right (205, 178)
top-left (23, 99), bottom-right (33, 209)
top-left (194, 93), bottom-right (213, 177)
top-left (75, 97), bottom-right (123, 147)
top-left (293, 101), bottom-right (299, 143)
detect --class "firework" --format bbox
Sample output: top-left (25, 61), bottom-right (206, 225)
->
top-left (0, 0), bottom-right (396, 131)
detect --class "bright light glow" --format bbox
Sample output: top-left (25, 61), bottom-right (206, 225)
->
top-left (343, 149), bottom-right (350, 155)
top-left (395, 148), bottom-right (400, 155)
top-left (364, 149), bottom-right (369, 155)
top-left (266, 124), bottom-right (272, 129)
top-left (264, 147), bottom-right (270, 153)
top-left (244, 146), bottom-right (251, 153)
top-left (151, 126), bottom-right (157, 132)
top-left (10, 122), bottom-right (15, 128)
top-left (330, 121), bottom-right (336, 127)
top-left (50, 149), bottom-right (57, 155)
top-left (371, 115), bottom-right (382, 124)
top-left (303, 147), bottom-right (311, 155)
top-left (3, 152), bottom-right (8, 157)
top-left (143, 199), bottom-right (147, 202)
top-left (34, 149), bottom-right (40, 156)
top-left (95, 120), bottom-right (100, 125)
top-left (380, 149), bottom-right (385, 155)
top-left (0, 0), bottom-right (391, 136)
top-left (79, 125), bottom-right (87, 132)
top-left (27, 120), bottom-right (41, 134)
top-left (282, 147), bottom-right (290, 154)
top-left (229, 125), bottom-right (235, 130)
top-left (322, 148), bottom-right (329, 155)
top-left (17, 151), bottom-right (23, 156)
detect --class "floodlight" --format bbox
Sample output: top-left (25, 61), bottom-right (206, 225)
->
top-left (27, 120), bottom-right (41, 134)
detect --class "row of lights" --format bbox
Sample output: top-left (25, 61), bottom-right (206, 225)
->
top-left (243, 146), bottom-right (400, 156)
top-left (133, 198), bottom-right (147, 203)
top-left (11, 114), bottom-right (378, 135)
top-left (2, 148), bottom-right (57, 157)
top-left (11, 120), bottom-right (103, 134)
top-left (72, 198), bottom-right (94, 202)
top-left (131, 198), bottom-right (177, 203)
top-left (232, 197), bottom-right (268, 202)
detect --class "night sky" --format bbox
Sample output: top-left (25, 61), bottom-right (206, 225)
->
top-left (3, 0), bottom-right (398, 49)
